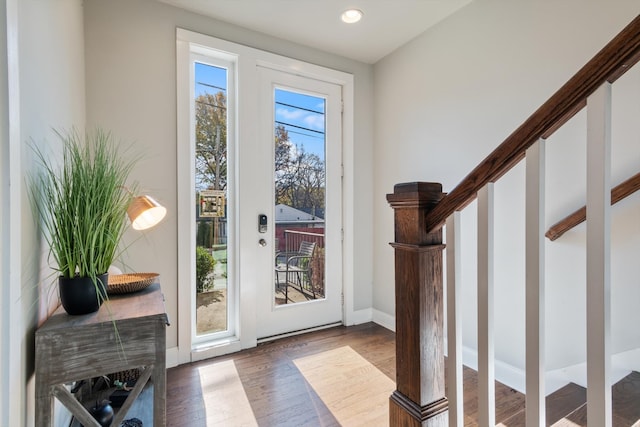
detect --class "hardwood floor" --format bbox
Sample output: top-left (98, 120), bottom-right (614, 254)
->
top-left (166, 323), bottom-right (640, 426)
top-left (167, 323), bottom-right (396, 426)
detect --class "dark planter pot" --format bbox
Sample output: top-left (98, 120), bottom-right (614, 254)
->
top-left (59, 273), bottom-right (108, 315)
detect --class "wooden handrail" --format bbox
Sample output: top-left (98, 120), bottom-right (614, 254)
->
top-left (424, 14), bottom-right (640, 234)
top-left (545, 171), bottom-right (640, 241)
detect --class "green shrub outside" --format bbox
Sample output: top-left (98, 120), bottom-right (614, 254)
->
top-left (196, 246), bottom-right (216, 292)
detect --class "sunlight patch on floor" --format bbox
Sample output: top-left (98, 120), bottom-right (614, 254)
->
top-left (549, 420), bottom-right (583, 427)
top-left (293, 346), bottom-right (395, 426)
top-left (198, 360), bottom-right (258, 426)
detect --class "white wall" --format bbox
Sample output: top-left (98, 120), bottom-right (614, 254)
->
top-left (1, 0), bottom-right (85, 425)
top-left (83, 0), bottom-right (375, 352)
top-left (19, 0), bottom-right (86, 316)
top-left (1, 0), bottom-right (10, 423)
top-left (373, 0), bottom-right (640, 381)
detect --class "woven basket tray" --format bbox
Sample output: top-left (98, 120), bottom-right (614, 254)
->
top-left (107, 273), bottom-right (158, 294)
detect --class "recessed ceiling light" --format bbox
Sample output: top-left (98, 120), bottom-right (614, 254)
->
top-left (341, 9), bottom-right (363, 24)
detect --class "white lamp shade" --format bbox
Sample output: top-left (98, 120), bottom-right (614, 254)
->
top-left (127, 195), bottom-right (167, 230)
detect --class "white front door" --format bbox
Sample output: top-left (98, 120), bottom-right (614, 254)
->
top-left (253, 66), bottom-right (343, 339)
top-left (178, 30), bottom-right (353, 361)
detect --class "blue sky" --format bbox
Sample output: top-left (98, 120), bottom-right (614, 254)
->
top-left (195, 62), bottom-right (326, 160)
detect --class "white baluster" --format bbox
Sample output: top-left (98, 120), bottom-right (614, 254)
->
top-left (446, 211), bottom-right (463, 427)
top-left (586, 82), bottom-right (612, 427)
top-left (477, 184), bottom-right (495, 427)
top-left (526, 139), bottom-right (546, 427)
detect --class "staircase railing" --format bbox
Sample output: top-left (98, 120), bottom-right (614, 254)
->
top-left (387, 14), bottom-right (640, 427)
top-left (546, 170), bottom-right (640, 241)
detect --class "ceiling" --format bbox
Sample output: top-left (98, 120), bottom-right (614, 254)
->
top-left (158, 0), bottom-right (472, 64)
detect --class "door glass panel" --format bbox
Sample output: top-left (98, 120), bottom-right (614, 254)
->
top-left (194, 62), bottom-right (230, 336)
top-left (273, 89), bottom-right (326, 305)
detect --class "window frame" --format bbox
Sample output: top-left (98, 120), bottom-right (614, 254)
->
top-left (190, 53), bottom-right (237, 346)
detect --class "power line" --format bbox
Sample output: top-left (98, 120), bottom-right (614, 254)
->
top-left (275, 101), bottom-right (323, 115)
top-left (193, 83), bottom-right (325, 139)
top-left (285, 128), bottom-right (324, 139)
top-left (195, 102), bottom-right (323, 139)
top-left (196, 81), bottom-right (226, 92)
top-left (275, 120), bottom-right (324, 135)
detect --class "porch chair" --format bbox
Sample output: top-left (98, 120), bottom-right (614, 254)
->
top-left (275, 241), bottom-right (316, 303)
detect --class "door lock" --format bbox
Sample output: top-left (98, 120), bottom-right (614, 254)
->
top-left (258, 214), bottom-right (268, 233)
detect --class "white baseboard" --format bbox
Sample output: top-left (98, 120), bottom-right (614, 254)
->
top-left (546, 349), bottom-right (639, 391)
top-left (369, 311), bottom-right (526, 392)
top-left (350, 308), bottom-right (373, 325)
top-left (613, 347), bottom-right (640, 373)
top-left (455, 345), bottom-right (640, 395)
top-left (166, 347), bottom-right (179, 369)
top-left (372, 309), bottom-right (395, 332)
top-left (460, 346), bottom-right (527, 394)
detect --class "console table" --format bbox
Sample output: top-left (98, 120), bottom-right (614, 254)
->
top-left (35, 282), bottom-right (168, 427)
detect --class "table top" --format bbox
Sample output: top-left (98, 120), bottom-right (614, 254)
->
top-left (37, 282), bottom-right (167, 334)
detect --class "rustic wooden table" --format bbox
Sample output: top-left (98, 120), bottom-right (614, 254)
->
top-left (35, 282), bottom-right (168, 427)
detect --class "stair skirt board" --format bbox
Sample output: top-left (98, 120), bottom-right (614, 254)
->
top-left (443, 339), bottom-right (640, 396)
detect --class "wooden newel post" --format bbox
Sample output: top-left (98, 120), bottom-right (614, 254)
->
top-left (387, 182), bottom-right (448, 427)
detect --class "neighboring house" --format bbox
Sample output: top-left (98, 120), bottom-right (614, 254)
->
top-left (2, 0), bottom-right (638, 425)
top-left (274, 203), bottom-right (324, 227)
top-left (274, 203), bottom-right (324, 252)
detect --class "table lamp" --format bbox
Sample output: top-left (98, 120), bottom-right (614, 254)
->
top-left (127, 195), bottom-right (167, 230)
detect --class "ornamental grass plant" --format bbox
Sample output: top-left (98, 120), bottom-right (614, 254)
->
top-left (30, 128), bottom-right (139, 285)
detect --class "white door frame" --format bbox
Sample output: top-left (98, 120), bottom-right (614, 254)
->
top-left (176, 29), bottom-right (355, 364)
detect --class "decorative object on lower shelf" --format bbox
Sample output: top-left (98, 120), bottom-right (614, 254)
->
top-left (107, 273), bottom-right (159, 294)
top-left (121, 418), bottom-right (143, 427)
top-left (89, 400), bottom-right (114, 427)
top-left (109, 376), bottom-right (137, 407)
top-left (109, 388), bottom-right (131, 408)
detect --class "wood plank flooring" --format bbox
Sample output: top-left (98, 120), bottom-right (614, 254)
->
top-left (166, 323), bottom-right (640, 426)
top-left (167, 323), bottom-right (396, 426)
